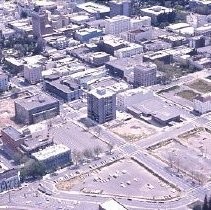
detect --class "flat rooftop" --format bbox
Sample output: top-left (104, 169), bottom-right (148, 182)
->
top-left (141, 6), bottom-right (173, 15)
top-left (129, 96), bottom-right (180, 120)
top-left (1, 126), bottom-right (22, 141)
top-left (32, 144), bottom-right (70, 161)
top-left (0, 169), bottom-right (18, 180)
top-left (77, 2), bottom-right (110, 14)
top-left (89, 87), bottom-right (115, 99)
top-left (100, 199), bottom-right (128, 210)
top-left (105, 15), bottom-right (130, 22)
top-left (15, 93), bottom-right (59, 111)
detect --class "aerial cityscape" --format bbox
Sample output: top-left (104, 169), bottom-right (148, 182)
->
top-left (1, 0), bottom-right (211, 209)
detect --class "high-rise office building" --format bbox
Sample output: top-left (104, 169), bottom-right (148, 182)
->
top-left (31, 10), bottom-right (49, 37)
top-left (109, 0), bottom-right (131, 17)
top-left (87, 88), bottom-right (116, 124)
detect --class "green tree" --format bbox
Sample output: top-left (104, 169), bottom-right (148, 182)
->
top-left (93, 146), bottom-right (103, 158)
top-left (203, 195), bottom-right (209, 210)
top-left (11, 87), bottom-right (21, 99)
top-left (107, 143), bottom-right (114, 155)
top-left (72, 150), bottom-right (82, 166)
top-left (209, 196), bottom-right (211, 210)
top-left (83, 149), bottom-right (93, 159)
top-left (20, 159), bottom-right (46, 180)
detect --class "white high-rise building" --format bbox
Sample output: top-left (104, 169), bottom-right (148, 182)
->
top-left (105, 15), bottom-right (130, 35)
top-left (186, 13), bottom-right (207, 28)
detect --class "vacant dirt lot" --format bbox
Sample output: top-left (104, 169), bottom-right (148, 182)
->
top-left (187, 79), bottom-right (211, 93)
top-left (176, 89), bottom-right (200, 101)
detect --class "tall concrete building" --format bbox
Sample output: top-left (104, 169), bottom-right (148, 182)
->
top-left (109, 0), bottom-right (131, 17)
top-left (0, 73), bottom-right (8, 91)
top-left (87, 88), bottom-right (116, 124)
top-left (134, 63), bottom-right (157, 87)
top-left (31, 10), bottom-right (50, 38)
top-left (105, 15), bottom-right (130, 35)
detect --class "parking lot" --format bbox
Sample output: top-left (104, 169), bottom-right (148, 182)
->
top-left (50, 121), bottom-right (108, 152)
top-left (58, 158), bottom-right (179, 200)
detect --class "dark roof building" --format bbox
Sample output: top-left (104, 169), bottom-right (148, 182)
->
top-left (45, 78), bottom-right (82, 102)
top-left (15, 93), bottom-right (60, 125)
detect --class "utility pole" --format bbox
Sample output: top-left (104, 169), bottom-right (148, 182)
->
top-left (8, 190), bottom-right (11, 203)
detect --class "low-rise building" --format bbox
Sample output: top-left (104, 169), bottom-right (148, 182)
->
top-left (45, 79), bottom-right (82, 102)
top-left (32, 144), bottom-right (71, 170)
top-left (114, 43), bottom-right (143, 58)
top-left (89, 52), bottom-right (110, 66)
top-left (193, 94), bottom-right (211, 114)
top-left (75, 28), bottom-right (103, 43)
top-left (195, 24), bottom-right (211, 36)
top-left (76, 2), bottom-right (110, 19)
top-left (159, 35), bottom-right (188, 48)
top-left (140, 6), bottom-right (174, 24)
top-left (4, 57), bottom-right (24, 74)
top-left (127, 97), bottom-right (181, 126)
top-left (15, 94), bottom-right (60, 125)
top-left (190, 0), bottom-right (211, 15)
top-left (1, 125), bottom-right (53, 155)
top-left (0, 169), bottom-right (20, 193)
top-left (1, 126), bottom-right (25, 152)
top-left (96, 34), bottom-right (127, 56)
top-left (125, 27), bottom-right (153, 43)
top-left (99, 199), bottom-right (128, 210)
top-left (105, 55), bottom-right (143, 82)
top-left (117, 87), bottom-right (154, 111)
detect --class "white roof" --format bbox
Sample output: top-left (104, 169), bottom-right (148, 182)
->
top-left (100, 199), bottom-right (127, 210)
top-left (141, 6), bottom-right (173, 15)
top-left (70, 15), bottom-right (90, 22)
top-left (106, 15), bottom-right (130, 23)
top-left (196, 24), bottom-right (211, 32)
top-left (77, 2), bottom-right (110, 14)
top-left (167, 22), bottom-right (190, 31)
top-left (32, 144), bottom-right (70, 161)
top-left (89, 87), bottom-right (115, 99)
top-left (190, 0), bottom-right (211, 4)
